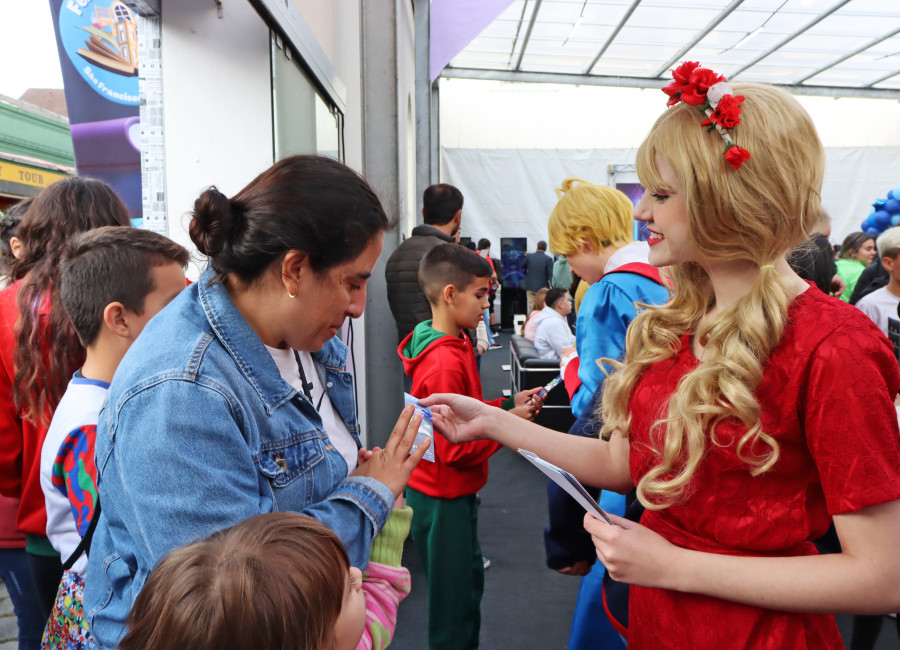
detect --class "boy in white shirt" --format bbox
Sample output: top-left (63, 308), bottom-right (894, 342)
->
top-left (534, 287), bottom-right (575, 359)
top-left (40, 226), bottom-right (187, 646)
top-left (857, 226), bottom-right (900, 336)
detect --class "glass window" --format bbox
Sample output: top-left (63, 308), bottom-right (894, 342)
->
top-left (270, 32), bottom-right (342, 161)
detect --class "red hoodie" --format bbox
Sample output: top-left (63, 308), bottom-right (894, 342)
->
top-left (399, 321), bottom-right (511, 499)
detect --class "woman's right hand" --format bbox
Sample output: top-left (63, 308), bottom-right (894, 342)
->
top-left (351, 405), bottom-right (431, 498)
top-left (417, 394), bottom-right (493, 444)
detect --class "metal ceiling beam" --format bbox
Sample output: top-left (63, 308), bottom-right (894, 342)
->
top-left (441, 66), bottom-right (900, 100)
top-left (584, 0), bottom-right (641, 75)
top-left (796, 26), bottom-right (900, 84)
top-left (652, 0), bottom-right (746, 78)
top-left (729, 0), bottom-right (852, 80)
top-left (515, 0), bottom-right (544, 71)
top-left (865, 68), bottom-right (900, 88)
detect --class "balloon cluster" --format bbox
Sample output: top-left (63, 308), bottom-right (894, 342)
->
top-left (861, 185), bottom-right (900, 236)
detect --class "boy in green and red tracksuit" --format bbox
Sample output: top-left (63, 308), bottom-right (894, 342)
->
top-left (399, 243), bottom-right (539, 650)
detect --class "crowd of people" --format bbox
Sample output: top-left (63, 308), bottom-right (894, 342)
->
top-left (0, 62), bottom-right (899, 650)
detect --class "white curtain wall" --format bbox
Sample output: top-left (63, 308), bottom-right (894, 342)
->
top-left (442, 146), bottom-right (900, 251)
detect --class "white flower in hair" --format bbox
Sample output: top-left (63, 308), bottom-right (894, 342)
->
top-left (707, 82), bottom-right (734, 109)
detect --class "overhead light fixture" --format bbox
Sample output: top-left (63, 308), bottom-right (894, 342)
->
top-left (564, 16), bottom-right (583, 46)
top-left (734, 26), bottom-right (764, 49)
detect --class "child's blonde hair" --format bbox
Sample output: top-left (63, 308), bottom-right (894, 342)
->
top-left (600, 83), bottom-right (825, 509)
top-left (548, 179), bottom-right (634, 256)
top-left (119, 513), bottom-right (351, 650)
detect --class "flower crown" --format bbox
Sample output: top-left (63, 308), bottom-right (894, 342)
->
top-left (662, 61), bottom-right (751, 170)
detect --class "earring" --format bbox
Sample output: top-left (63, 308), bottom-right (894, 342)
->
top-left (287, 287), bottom-right (297, 299)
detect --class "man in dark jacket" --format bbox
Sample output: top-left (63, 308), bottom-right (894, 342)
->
top-left (385, 183), bottom-right (463, 342)
top-left (523, 240), bottom-right (553, 311)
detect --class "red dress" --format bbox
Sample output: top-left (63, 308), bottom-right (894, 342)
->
top-left (626, 285), bottom-right (900, 649)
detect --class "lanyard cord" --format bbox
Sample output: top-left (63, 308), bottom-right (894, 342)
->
top-left (293, 350), bottom-right (326, 411)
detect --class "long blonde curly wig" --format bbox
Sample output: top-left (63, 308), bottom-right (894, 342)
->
top-left (600, 84), bottom-right (825, 510)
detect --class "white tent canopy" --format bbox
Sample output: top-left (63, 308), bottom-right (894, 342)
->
top-left (443, 145), bottom-right (900, 249)
top-left (444, 0), bottom-right (900, 99)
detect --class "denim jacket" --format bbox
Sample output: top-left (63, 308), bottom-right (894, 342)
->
top-left (84, 269), bottom-right (394, 649)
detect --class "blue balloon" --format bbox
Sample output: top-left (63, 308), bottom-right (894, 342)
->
top-left (893, 185), bottom-right (900, 200)
top-left (890, 189), bottom-right (896, 200)
top-left (886, 199), bottom-right (900, 214)
top-left (867, 226), bottom-right (883, 236)
top-left (874, 198), bottom-right (888, 209)
top-left (863, 219), bottom-right (873, 230)
top-left (875, 210), bottom-right (892, 227)
top-left (891, 215), bottom-right (900, 226)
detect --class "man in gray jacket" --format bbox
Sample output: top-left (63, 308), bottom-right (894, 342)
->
top-left (385, 183), bottom-right (462, 342)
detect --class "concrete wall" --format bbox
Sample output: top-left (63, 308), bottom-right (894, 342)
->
top-left (160, 0), bottom-right (273, 277)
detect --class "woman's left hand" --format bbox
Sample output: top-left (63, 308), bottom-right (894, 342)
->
top-left (351, 405), bottom-right (430, 498)
top-left (583, 512), bottom-right (682, 590)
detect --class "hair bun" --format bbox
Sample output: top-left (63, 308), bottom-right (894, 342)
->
top-left (189, 186), bottom-right (242, 257)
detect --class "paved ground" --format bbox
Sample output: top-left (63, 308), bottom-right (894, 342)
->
top-left (0, 580), bottom-right (19, 650)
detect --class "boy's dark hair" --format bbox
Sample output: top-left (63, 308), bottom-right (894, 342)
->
top-left (477, 238), bottom-right (490, 251)
top-left (537, 240), bottom-right (548, 251)
top-left (545, 287), bottom-right (569, 310)
top-left (423, 184), bottom-right (463, 226)
top-left (119, 513), bottom-right (349, 650)
top-left (60, 226), bottom-right (189, 346)
top-left (419, 243), bottom-right (491, 306)
top-left (464, 241), bottom-right (476, 251)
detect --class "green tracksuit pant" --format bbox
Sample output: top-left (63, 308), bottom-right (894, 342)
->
top-left (407, 488), bottom-right (484, 650)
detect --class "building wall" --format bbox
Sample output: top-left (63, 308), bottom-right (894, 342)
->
top-left (0, 95), bottom-right (74, 204)
top-left (159, 0), bottom-right (273, 274)
top-left (0, 97), bottom-right (74, 167)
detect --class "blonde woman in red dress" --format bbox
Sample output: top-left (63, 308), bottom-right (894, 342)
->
top-left (420, 66), bottom-right (900, 649)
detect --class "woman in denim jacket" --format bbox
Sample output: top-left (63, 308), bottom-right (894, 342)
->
top-left (84, 156), bottom-right (429, 649)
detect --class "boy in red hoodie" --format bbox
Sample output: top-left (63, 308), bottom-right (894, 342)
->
top-left (398, 243), bottom-right (540, 650)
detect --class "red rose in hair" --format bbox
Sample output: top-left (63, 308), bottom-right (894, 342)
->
top-left (662, 61), bottom-right (701, 107)
top-left (680, 68), bottom-right (726, 106)
top-left (701, 94), bottom-right (745, 129)
top-left (724, 145), bottom-right (751, 170)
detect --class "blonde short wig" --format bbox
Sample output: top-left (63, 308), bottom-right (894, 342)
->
top-left (547, 179), bottom-right (634, 256)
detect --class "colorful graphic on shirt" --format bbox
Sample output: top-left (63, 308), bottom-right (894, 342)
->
top-left (58, 1), bottom-right (140, 104)
top-left (51, 425), bottom-right (99, 537)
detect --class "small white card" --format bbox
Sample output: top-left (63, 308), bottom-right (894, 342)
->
top-left (404, 393), bottom-right (436, 463)
top-left (518, 449), bottom-right (614, 524)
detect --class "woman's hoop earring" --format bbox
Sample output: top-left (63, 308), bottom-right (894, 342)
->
top-left (287, 288), bottom-right (297, 299)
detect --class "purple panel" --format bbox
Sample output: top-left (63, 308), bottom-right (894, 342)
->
top-left (430, 0), bottom-right (515, 81)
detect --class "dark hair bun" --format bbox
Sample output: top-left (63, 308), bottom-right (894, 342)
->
top-left (189, 186), bottom-right (242, 257)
